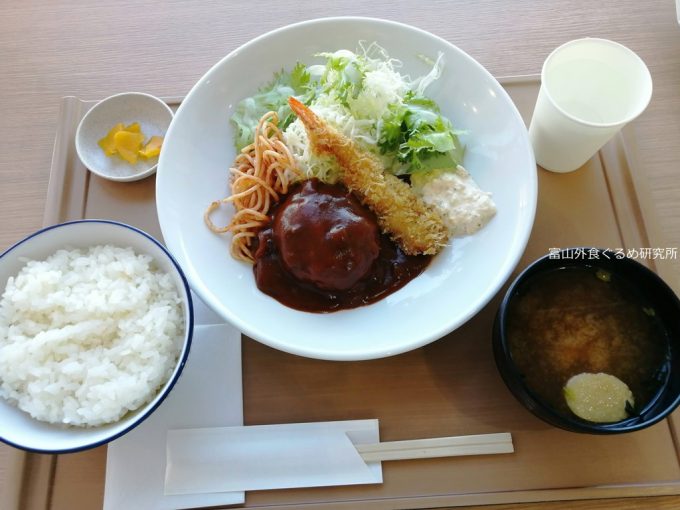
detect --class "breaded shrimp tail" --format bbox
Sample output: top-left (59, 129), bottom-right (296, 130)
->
top-left (288, 96), bottom-right (449, 256)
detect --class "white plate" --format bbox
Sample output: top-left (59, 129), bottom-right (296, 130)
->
top-left (156, 17), bottom-right (537, 361)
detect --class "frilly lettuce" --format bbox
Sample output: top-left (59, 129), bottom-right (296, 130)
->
top-left (231, 63), bottom-right (312, 151)
top-left (379, 93), bottom-right (466, 175)
top-left (231, 44), bottom-right (465, 176)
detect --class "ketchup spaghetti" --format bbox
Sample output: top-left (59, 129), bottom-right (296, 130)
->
top-left (204, 111), bottom-right (300, 262)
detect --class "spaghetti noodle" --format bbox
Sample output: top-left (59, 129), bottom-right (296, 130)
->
top-left (204, 111), bottom-right (300, 262)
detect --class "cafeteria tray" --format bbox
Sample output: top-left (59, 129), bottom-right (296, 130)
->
top-left (20, 75), bottom-right (680, 509)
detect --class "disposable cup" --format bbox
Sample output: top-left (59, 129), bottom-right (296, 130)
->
top-left (529, 38), bottom-right (652, 173)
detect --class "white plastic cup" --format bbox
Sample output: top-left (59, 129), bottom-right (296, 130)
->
top-left (529, 38), bottom-right (652, 173)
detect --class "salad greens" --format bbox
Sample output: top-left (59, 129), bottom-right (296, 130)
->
top-left (380, 93), bottom-right (465, 175)
top-left (231, 44), bottom-right (465, 177)
top-left (232, 63), bottom-right (312, 150)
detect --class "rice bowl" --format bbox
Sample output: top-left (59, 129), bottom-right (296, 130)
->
top-left (0, 220), bottom-right (193, 453)
top-left (1, 245), bottom-right (184, 427)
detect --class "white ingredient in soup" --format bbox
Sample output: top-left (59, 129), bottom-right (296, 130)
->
top-left (0, 245), bottom-right (184, 427)
top-left (416, 166), bottom-right (496, 236)
top-left (563, 372), bottom-right (634, 423)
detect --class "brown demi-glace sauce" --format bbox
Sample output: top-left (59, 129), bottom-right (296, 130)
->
top-left (253, 179), bottom-right (431, 312)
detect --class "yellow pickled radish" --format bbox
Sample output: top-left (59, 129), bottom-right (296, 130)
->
top-left (139, 135), bottom-right (163, 158)
top-left (98, 121), bottom-right (164, 164)
top-left (124, 122), bottom-right (141, 133)
top-left (113, 130), bottom-right (145, 164)
top-left (97, 123), bottom-right (124, 156)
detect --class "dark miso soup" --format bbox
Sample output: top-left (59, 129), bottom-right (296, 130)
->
top-left (506, 266), bottom-right (670, 419)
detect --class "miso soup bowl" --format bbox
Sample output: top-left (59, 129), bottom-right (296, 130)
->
top-left (492, 248), bottom-right (680, 434)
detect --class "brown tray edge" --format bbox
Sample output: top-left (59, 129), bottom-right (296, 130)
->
top-left (20, 77), bottom-right (680, 510)
top-left (239, 485), bottom-right (680, 510)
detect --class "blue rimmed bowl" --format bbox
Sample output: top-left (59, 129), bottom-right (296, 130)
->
top-left (0, 220), bottom-right (193, 453)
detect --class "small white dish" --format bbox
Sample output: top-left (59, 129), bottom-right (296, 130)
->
top-left (75, 92), bottom-right (173, 182)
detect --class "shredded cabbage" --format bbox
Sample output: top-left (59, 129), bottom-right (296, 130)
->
top-left (230, 43), bottom-right (465, 180)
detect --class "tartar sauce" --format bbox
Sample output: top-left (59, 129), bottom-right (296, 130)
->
top-left (418, 166), bottom-right (497, 237)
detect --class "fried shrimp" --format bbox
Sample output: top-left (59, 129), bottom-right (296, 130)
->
top-left (288, 96), bottom-right (449, 255)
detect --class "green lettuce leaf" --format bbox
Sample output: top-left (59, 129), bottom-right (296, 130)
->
top-left (316, 51), bottom-right (366, 106)
top-left (231, 62), bottom-right (313, 151)
top-left (379, 92), bottom-right (465, 175)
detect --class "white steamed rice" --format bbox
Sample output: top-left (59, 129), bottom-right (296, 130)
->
top-left (0, 245), bottom-right (185, 427)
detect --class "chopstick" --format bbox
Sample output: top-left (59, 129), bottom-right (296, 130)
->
top-left (355, 432), bottom-right (513, 462)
